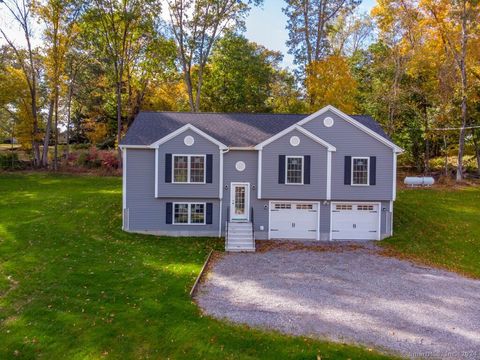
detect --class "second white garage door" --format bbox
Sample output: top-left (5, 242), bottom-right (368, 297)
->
top-left (331, 203), bottom-right (380, 240)
top-left (269, 202), bottom-right (319, 240)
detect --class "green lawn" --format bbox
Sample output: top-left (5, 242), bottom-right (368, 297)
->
top-left (0, 173), bottom-right (389, 359)
top-left (382, 186), bottom-right (480, 278)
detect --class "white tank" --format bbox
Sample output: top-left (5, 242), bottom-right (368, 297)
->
top-left (404, 177), bottom-right (435, 187)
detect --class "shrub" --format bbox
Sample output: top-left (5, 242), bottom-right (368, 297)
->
top-left (100, 151), bottom-right (119, 170)
top-left (0, 152), bottom-right (23, 170)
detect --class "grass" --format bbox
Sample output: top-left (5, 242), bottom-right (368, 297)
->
top-left (0, 173), bottom-right (389, 359)
top-left (381, 186), bottom-right (480, 278)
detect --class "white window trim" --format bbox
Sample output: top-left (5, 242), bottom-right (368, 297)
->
top-left (172, 202), bottom-right (207, 225)
top-left (285, 156), bottom-right (304, 185)
top-left (351, 156), bottom-right (370, 186)
top-left (172, 154), bottom-right (206, 184)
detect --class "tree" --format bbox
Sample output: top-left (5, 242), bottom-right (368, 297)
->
top-left (36, 0), bottom-right (83, 168)
top-left (283, 0), bottom-right (361, 71)
top-left (306, 55), bottom-right (358, 113)
top-left (201, 32), bottom-right (282, 113)
top-left (85, 0), bottom-right (163, 162)
top-left (422, 0), bottom-right (480, 179)
top-left (166, 0), bottom-right (262, 112)
top-left (0, 0), bottom-right (42, 166)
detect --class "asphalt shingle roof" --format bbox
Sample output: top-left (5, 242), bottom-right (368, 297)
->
top-left (120, 111), bottom-right (390, 147)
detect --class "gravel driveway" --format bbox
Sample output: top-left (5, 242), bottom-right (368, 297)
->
top-left (196, 242), bottom-right (480, 359)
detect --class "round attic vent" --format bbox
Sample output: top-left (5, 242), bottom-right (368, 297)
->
top-left (184, 135), bottom-right (195, 146)
top-left (323, 117), bottom-right (334, 127)
top-left (290, 136), bottom-right (300, 146)
top-left (235, 161), bottom-right (246, 172)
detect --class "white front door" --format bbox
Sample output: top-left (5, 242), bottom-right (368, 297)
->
top-left (230, 183), bottom-right (250, 222)
top-left (331, 203), bottom-right (380, 240)
top-left (269, 202), bottom-right (319, 240)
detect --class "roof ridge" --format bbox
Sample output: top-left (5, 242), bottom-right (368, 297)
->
top-left (138, 110), bottom-right (309, 116)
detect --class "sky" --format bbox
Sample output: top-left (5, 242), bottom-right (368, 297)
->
top-left (245, 0), bottom-right (377, 68)
top-left (0, 0), bottom-right (377, 69)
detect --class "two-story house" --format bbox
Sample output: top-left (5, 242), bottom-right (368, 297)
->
top-left (120, 105), bottom-right (403, 251)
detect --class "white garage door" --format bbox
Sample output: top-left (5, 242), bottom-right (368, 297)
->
top-left (331, 203), bottom-right (380, 240)
top-left (270, 202), bottom-right (318, 240)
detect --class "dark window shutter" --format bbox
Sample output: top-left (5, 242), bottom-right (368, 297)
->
top-left (206, 154), bottom-right (213, 183)
top-left (206, 203), bottom-right (213, 224)
top-left (166, 202), bottom-right (173, 224)
top-left (165, 154), bottom-right (172, 183)
top-left (370, 156), bottom-right (376, 185)
top-left (344, 156), bottom-right (352, 185)
top-left (278, 155), bottom-right (286, 184)
top-left (303, 155), bottom-right (311, 184)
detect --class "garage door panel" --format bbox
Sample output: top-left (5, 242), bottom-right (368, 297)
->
top-left (270, 202), bottom-right (318, 240)
top-left (331, 203), bottom-right (379, 240)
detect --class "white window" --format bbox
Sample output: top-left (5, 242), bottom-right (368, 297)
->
top-left (296, 204), bottom-right (313, 210)
top-left (286, 156), bottom-right (303, 184)
top-left (173, 155), bottom-right (205, 183)
top-left (173, 203), bottom-right (205, 225)
top-left (357, 205), bottom-right (374, 211)
top-left (352, 157), bottom-right (369, 185)
top-left (274, 203), bottom-right (291, 209)
top-left (336, 204), bottom-right (353, 211)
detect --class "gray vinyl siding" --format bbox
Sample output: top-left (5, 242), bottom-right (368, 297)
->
top-left (260, 129), bottom-right (328, 200)
top-left (125, 148), bottom-right (219, 236)
top-left (221, 150), bottom-right (269, 239)
top-left (302, 109), bottom-right (394, 201)
top-left (156, 128), bottom-right (220, 198)
top-left (123, 109), bottom-right (396, 240)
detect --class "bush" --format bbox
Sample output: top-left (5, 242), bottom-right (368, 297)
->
top-left (0, 152), bottom-right (23, 170)
top-left (100, 151), bottom-right (119, 170)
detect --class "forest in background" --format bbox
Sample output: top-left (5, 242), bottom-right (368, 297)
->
top-left (0, 0), bottom-right (479, 180)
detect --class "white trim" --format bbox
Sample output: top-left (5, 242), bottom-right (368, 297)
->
top-left (268, 200), bottom-right (321, 241)
top-left (172, 154), bottom-right (206, 184)
top-left (317, 201), bottom-right (320, 241)
top-left (392, 151), bottom-right (397, 201)
top-left (122, 148), bottom-right (127, 230)
top-left (255, 125), bottom-right (336, 151)
top-left (228, 147), bottom-right (256, 150)
top-left (218, 199), bottom-right (223, 237)
top-left (154, 148), bottom-right (159, 197)
top-left (326, 152), bottom-right (332, 200)
top-left (230, 182), bottom-right (250, 222)
top-left (219, 150), bottom-right (225, 199)
top-left (330, 201), bottom-right (382, 241)
top-left (389, 200), bottom-right (393, 236)
top-left (351, 157), bottom-right (370, 186)
top-left (172, 202), bottom-right (207, 225)
top-left (285, 156), bottom-right (304, 185)
top-left (329, 202), bottom-right (333, 241)
top-left (297, 105), bottom-right (403, 153)
top-left (150, 124), bottom-right (228, 149)
top-left (257, 149), bottom-right (262, 199)
top-left (119, 145), bottom-right (151, 149)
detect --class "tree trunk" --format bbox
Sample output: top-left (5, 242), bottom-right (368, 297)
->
top-left (53, 87), bottom-right (59, 171)
top-left (424, 102), bottom-right (430, 174)
top-left (42, 99), bottom-right (55, 167)
top-left (444, 135), bottom-right (448, 177)
top-left (456, 0), bottom-right (468, 182)
top-left (116, 79), bottom-right (123, 166)
top-left (65, 81), bottom-right (73, 158)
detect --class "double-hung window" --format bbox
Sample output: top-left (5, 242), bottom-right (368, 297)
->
top-left (351, 157), bottom-right (369, 185)
top-left (173, 155), bottom-right (205, 183)
top-left (173, 203), bottom-right (205, 224)
top-left (286, 156), bottom-right (303, 184)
